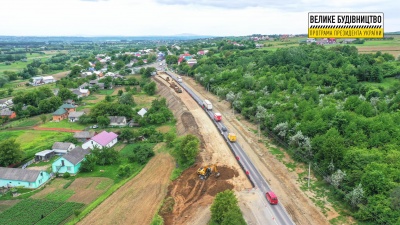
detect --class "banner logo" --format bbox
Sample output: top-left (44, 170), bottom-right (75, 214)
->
top-left (308, 12), bottom-right (384, 38)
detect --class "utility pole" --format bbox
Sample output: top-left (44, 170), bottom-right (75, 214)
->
top-left (308, 162), bottom-right (311, 189)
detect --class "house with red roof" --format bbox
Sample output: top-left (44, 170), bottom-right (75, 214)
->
top-left (82, 131), bottom-right (118, 150)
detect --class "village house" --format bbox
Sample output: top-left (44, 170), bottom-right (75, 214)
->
top-left (109, 116), bottom-right (127, 127)
top-left (0, 99), bottom-right (13, 109)
top-left (52, 147), bottom-right (90, 175)
top-left (82, 131), bottom-right (118, 150)
top-left (71, 88), bottom-right (90, 98)
top-left (89, 80), bottom-right (105, 89)
top-left (52, 142), bottom-right (76, 155)
top-left (187, 59), bottom-right (197, 67)
top-left (0, 108), bottom-right (16, 119)
top-left (52, 103), bottom-right (77, 122)
top-left (81, 72), bottom-right (93, 78)
top-left (42, 76), bottom-right (55, 84)
top-left (73, 131), bottom-right (96, 142)
top-left (35, 150), bottom-right (55, 162)
top-left (68, 111), bottom-right (85, 122)
top-left (0, 167), bottom-right (51, 189)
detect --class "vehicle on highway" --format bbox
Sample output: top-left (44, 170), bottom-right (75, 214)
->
top-left (91, 124), bottom-right (98, 129)
top-left (220, 125), bottom-right (227, 132)
top-left (266, 191), bottom-right (278, 205)
top-left (214, 112), bottom-right (222, 121)
top-left (203, 99), bottom-right (212, 110)
top-left (177, 76), bottom-right (182, 83)
top-left (228, 133), bottom-right (237, 142)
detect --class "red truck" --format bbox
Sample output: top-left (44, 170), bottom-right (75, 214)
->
top-left (214, 113), bottom-right (222, 122)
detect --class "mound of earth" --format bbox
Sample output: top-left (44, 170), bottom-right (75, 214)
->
top-left (161, 165), bottom-right (238, 225)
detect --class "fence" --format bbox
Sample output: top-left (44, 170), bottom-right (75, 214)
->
top-left (21, 159), bottom-right (35, 169)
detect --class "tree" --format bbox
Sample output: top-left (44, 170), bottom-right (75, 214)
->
top-left (119, 129), bottom-right (133, 143)
top-left (91, 147), bottom-right (119, 166)
top-left (210, 190), bottom-right (246, 225)
top-left (164, 131), bottom-right (176, 148)
top-left (40, 114), bottom-right (47, 124)
top-left (114, 60), bottom-right (125, 70)
top-left (175, 134), bottom-right (199, 165)
top-left (105, 95), bottom-right (112, 102)
top-left (118, 89), bottom-right (123, 96)
top-left (129, 145), bottom-right (155, 164)
top-left (58, 88), bottom-right (76, 101)
top-left (0, 75), bottom-right (9, 88)
top-left (390, 186), bottom-right (400, 210)
top-left (97, 116), bottom-right (110, 128)
top-left (119, 92), bottom-right (135, 105)
top-left (80, 154), bottom-right (96, 172)
top-left (346, 183), bottom-right (365, 208)
top-left (144, 81), bottom-right (157, 95)
top-left (0, 139), bottom-right (23, 166)
top-left (117, 165), bottom-right (132, 177)
top-left (166, 55), bottom-right (178, 65)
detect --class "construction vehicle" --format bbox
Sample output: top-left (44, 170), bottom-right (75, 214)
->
top-left (214, 113), bottom-right (222, 122)
top-left (175, 86), bottom-right (182, 93)
top-left (170, 82), bottom-right (176, 88)
top-left (166, 77), bottom-right (170, 82)
top-left (228, 133), bottom-right (237, 142)
top-left (197, 164), bottom-right (220, 180)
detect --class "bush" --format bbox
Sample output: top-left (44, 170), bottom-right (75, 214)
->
top-left (63, 172), bottom-right (70, 178)
top-left (117, 165), bottom-right (132, 178)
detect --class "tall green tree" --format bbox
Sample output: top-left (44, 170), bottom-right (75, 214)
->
top-left (0, 139), bottom-right (23, 166)
top-left (144, 81), bottom-right (157, 95)
top-left (210, 190), bottom-right (246, 225)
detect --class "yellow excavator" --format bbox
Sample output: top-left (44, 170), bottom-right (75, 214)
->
top-left (197, 164), bottom-right (220, 180)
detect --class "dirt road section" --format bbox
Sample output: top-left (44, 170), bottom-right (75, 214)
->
top-left (154, 76), bottom-right (252, 225)
top-left (183, 76), bottom-right (334, 225)
top-left (78, 153), bottom-right (174, 225)
top-left (33, 126), bottom-right (82, 133)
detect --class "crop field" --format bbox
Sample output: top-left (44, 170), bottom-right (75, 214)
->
top-left (0, 199), bottom-right (83, 225)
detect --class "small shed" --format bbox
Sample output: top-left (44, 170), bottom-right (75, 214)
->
top-left (137, 108), bottom-right (148, 117)
top-left (35, 150), bottom-right (55, 162)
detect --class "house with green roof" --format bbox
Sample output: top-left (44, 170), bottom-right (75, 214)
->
top-left (52, 103), bottom-right (77, 122)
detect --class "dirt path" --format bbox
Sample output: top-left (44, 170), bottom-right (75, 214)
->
top-left (183, 76), bottom-right (336, 225)
top-left (33, 126), bottom-right (82, 133)
top-left (78, 152), bottom-right (174, 225)
top-left (154, 76), bottom-right (251, 225)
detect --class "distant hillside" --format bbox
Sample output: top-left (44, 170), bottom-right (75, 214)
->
top-left (0, 35), bottom-right (216, 43)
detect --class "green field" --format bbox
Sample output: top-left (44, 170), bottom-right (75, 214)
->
top-left (6, 116), bottom-right (42, 128)
top-left (0, 52), bottom-right (57, 75)
top-left (0, 199), bottom-right (83, 225)
top-left (0, 130), bottom-right (73, 161)
top-left (98, 89), bottom-right (114, 95)
top-left (39, 119), bottom-right (86, 130)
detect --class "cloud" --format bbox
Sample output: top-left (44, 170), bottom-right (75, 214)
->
top-left (155, 0), bottom-right (394, 12)
top-left (80, 0), bottom-right (108, 2)
top-left (155, 0), bottom-right (300, 10)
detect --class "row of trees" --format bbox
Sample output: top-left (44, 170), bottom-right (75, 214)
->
top-left (183, 44), bottom-right (400, 223)
top-left (12, 86), bottom-right (64, 118)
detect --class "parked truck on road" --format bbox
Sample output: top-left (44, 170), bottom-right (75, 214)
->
top-left (203, 99), bottom-right (212, 110)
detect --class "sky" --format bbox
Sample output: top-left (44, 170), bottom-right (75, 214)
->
top-left (0, 0), bottom-right (399, 36)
